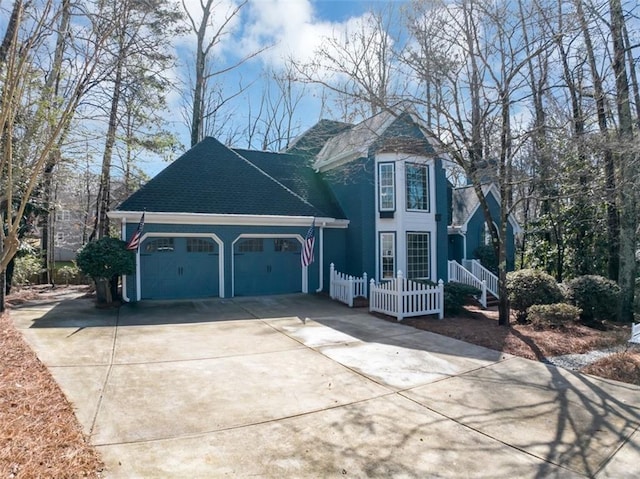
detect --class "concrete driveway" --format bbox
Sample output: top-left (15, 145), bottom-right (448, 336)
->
top-left (9, 292), bottom-right (640, 478)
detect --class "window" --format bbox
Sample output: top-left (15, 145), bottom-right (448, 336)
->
top-left (480, 222), bottom-right (496, 246)
top-left (380, 232), bottom-right (395, 279)
top-left (144, 238), bottom-right (174, 253)
top-left (407, 232), bottom-right (430, 280)
top-left (378, 163), bottom-right (395, 211)
top-left (237, 238), bottom-right (263, 252)
top-left (55, 232), bottom-right (65, 242)
top-left (55, 210), bottom-right (71, 222)
top-left (406, 163), bottom-right (429, 211)
top-left (274, 239), bottom-right (300, 252)
top-left (187, 238), bottom-right (215, 253)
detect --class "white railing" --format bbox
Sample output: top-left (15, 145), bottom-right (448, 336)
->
top-left (448, 260), bottom-right (487, 308)
top-left (468, 259), bottom-right (499, 299)
top-left (369, 271), bottom-right (444, 321)
top-left (329, 263), bottom-right (368, 308)
top-left (631, 323), bottom-right (640, 344)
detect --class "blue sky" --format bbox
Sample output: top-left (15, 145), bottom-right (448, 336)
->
top-left (148, 0), bottom-right (406, 176)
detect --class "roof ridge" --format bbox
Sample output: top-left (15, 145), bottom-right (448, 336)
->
top-left (229, 148), bottom-right (321, 214)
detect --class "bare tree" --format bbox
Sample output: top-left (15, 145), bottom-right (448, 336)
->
top-left (181, 0), bottom-right (266, 147)
top-left (0, 0), bottom-right (113, 310)
top-left (91, 0), bottom-right (181, 240)
top-left (293, 7), bottom-right (401, 121)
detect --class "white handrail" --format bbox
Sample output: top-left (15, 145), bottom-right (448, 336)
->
top-left (470, 260), bottom-right (499, 299)
top-left (448, 260), bottom-right (487, 308)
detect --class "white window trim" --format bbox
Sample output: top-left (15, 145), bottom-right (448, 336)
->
top-left (378, 162), bottom-right (396, 212)
top-left (405, 163), bottom-right (430, 212)
top-left (406, 232), bottom-right (431, 280)
top-left (379, 232), bottom-right (396, 280)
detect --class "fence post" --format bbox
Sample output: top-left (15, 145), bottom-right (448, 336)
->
top-left (480, 280), bottom-right (487, 309)
top-left (369, 278), bottom-right (376, 313)
top-left (348, 276), bottom-right (354, 307)
top-left (396, 270), bottom-right (404, 321)
top-left (363, 272), bottom-right (368, 298)
top-left (329, 263), bottom-right (335, 299)
top-left (438, 279), bottom-right (444, 319)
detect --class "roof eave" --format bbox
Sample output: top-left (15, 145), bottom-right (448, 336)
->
top-left (108, 211), bottom-right (349, 228)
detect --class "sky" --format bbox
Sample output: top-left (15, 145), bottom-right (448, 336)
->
top-left (149, 0), bottom-right (407, 176)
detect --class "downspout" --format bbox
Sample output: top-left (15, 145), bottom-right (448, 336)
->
top-left (315, 223), bottom-right (325, 292)
top-left (121, 217), bottom-right (130, 302)
top-left (462, 232), bottom-right (467, 260)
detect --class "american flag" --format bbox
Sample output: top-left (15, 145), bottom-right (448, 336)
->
top-left (126, 212), bottom-right (145, 251)
top-left (301, 218), bottom-right (315, 267)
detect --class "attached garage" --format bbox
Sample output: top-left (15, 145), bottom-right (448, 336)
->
top-left (140, 235), bottom-right (221, 300)
top-left (233, 236), bottom-right (303, 296)
top-left (110, 136), bottom-right (348, 302)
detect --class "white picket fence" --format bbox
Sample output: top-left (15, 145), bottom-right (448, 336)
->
top-left (369, 271), bottom-right (444, 321)
top-left (448, 260), bottom-right (487, 308)
top-left (329, 263), bottom-right (368, 308)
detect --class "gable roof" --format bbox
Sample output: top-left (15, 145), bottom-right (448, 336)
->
top-left (314, 109), bottom-right (439, 172)
top-left (116, 137), bottom-right (339, 218)
top-left (450, 183), bottom-right (522, 234)
top-left (285, 119), bottom-right (352, 158)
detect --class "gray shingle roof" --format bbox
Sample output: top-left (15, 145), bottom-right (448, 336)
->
top-left (233, 149), bottom-right (345, 219)
top-left (117, 137), bottom-right (336, 217)
top-left (451, 185), bottom-right (480, 227)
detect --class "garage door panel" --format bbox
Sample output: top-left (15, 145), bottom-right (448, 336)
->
top-left (141, 237), bottom-right (219, 300)
top-left (234, 238), bottom-right (302, 296)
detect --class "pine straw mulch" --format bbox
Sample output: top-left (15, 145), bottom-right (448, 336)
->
top-left (0, 300), bottom-right (104, 478)
top-left (385, 305), bottom-right (640, 386)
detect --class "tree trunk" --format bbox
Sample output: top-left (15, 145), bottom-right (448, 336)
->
top-left (94, 277), bottom-right (113, 305)
top-left (576, 0), bottom-right (619, 280)
top-left (609, 0), bottom-right (636, 322)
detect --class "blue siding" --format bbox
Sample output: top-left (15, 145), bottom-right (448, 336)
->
top-left (465, 192), bottom-right (516, 271)
top-left (123, 222), bottom-right (333, 301)
top-left (322, 156), bottom-right (376, 278)
top-left (434, 159), bottom-right (449, 282)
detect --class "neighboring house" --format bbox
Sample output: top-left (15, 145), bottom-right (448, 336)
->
top-left (52, 171), bottom-right (129, 262)
top-left (110, 109), bottom-right (519, 301)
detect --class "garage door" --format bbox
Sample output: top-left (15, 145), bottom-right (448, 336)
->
top-left (234, 238), bottom-right (302, 296)
top-left (140, 237), bottom-right (219, 300)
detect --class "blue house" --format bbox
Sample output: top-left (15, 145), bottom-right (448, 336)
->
top-left (109, 109), bottom-right (518, 301)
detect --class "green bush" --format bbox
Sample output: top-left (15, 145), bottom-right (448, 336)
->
top-left (76, 237), bottom-right (135, 280)
top-left (12, 254), bottom-right (44, 286)
top-left (57, 264), bottom-right (81, 285)
top-left (566, 275), bottom-right (621, 322)
top-left (527, 303), bottom-right (582, 329)
top-left (76, 237), bottom-right (135, 304)
top-left (506, 269), bottom-right (563, 322)
top-left (444, 282), bottom-right (481, 316)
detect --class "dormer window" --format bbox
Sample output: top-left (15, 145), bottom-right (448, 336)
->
top-left (406, 163), bottom-right (429, 211)
top-left (378, 163), bottom-right (395, 212)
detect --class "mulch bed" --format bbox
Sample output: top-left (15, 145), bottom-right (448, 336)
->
top-left (0, 310), bottom-right (104, 478)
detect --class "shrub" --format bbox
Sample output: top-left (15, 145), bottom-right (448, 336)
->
top-left (444, 282), bottom-right (481, 316)
top-left (506, 269), bottom-right (563, 322)
top-left (12, 254), bottom-right (43, 286)
top-left (57, 264), bottom-right (81, 285)
top-left (566, 275), bottom-right (621, 322)
top-left (527, 303), bottom-right (582, 329)
top-left (76, 237), bottom-right (135, 280)
top-left (76, 237), bottom-right (135, 304)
